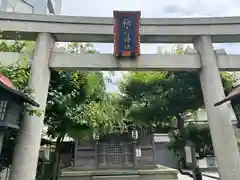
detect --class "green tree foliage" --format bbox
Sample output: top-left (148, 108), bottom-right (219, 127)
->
top-left (45, 42), bottom-right (121, 141)
top-left (0, 41), bottom-right (121, 138)
top-left (0, 41), bottom-right (123, 180)
top-left (119, 70), bottom-right (203, 126)
top-left (119, 45), bottom-right (236, 172)
top-left (0, 41), bottom-right (31, 90)
top-left (168, 123), bottom-right (214, 159)
top-left (119, 45), bottom-right (236, 126)
top-left (0, 40), bottom-right (33, 170)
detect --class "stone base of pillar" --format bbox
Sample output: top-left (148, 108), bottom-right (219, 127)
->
top-left (59, 165), bottom-right (178, 180)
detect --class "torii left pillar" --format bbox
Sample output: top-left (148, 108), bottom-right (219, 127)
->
top-left (9, 33), bottom-right (54, 180)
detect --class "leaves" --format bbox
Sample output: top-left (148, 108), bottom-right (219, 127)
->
top-left (0, 41), bottom-right (124, 142)
top-left (168, 123), bottom-right (214, 159)
top-left (118, 45), bottom-right (236, 159)
top-left (119, 45), bottom-right (236, 125)
top-left (44, 43), bottom-right (124, 140)
top-left (0, 41), bottom-right (35, 169)
top-left (0, 40), bottom-right (126, 176)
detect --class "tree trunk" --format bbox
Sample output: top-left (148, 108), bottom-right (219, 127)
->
top-left (52, 135), bottom-right (64, 180)
top-left (176, 113), bottom-right (184, 136)
top-left (176, 113), bottom-right (186, 168)
top-left (177, 160), bottom-right (194, 178)
top-left (195, 167), bottom-right (203, 180)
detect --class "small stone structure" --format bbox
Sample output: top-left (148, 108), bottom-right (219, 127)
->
top-left (60, 166), bottom-right (178, 180)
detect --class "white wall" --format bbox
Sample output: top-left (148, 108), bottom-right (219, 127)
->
top-left (6, 0), bottom-right (33, 13)
top-left (0, 0), bottom-right (61, 14)
top-left (195, 107), bottom-right (236, 121)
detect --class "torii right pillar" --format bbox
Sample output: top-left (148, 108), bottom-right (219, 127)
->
top-left (194, 35), bottom-right (240, 180)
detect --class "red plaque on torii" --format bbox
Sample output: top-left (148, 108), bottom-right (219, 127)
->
top-left (113, 11), bottom-right (141, 58)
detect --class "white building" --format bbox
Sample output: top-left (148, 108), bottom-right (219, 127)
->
top-left (187, 108), bottom-right (239, 137)
top-left (0, 0), bottom-right (61, 14)
top-left (184, 108), bottom-right (240, 169)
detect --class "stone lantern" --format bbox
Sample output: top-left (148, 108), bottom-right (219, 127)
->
top-left (0, 74), bottom-right (39, 130)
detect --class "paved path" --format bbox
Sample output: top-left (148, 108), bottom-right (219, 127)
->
top-left (178, 172), bottom-right (219, 180)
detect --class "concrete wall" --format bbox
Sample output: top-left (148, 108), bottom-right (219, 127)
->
top-left (153, 134), bottom-right (178, 169)
top-left (154, 142), bottom-right (219, 169)
top-left (155, 142), bottom-right (178, 169)
top-left (153, 134), bottom-right (219, 169)
top-left (195, 108), bottom-right (236, 122)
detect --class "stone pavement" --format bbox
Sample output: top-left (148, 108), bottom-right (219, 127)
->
top-left (178, 172), bottom-right (219, 180)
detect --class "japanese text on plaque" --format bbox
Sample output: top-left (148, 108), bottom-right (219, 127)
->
top-left (122, 18), bottom-right (132, 50)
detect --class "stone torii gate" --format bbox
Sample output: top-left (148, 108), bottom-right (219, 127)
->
top-left (0, 11), bottom-right (240, 180)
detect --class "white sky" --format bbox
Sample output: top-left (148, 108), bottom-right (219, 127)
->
top-left (60, 0), bottom-right (240, 92)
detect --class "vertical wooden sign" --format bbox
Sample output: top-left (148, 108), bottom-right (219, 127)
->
top-left (113, 11), bottom-right (141, 58)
